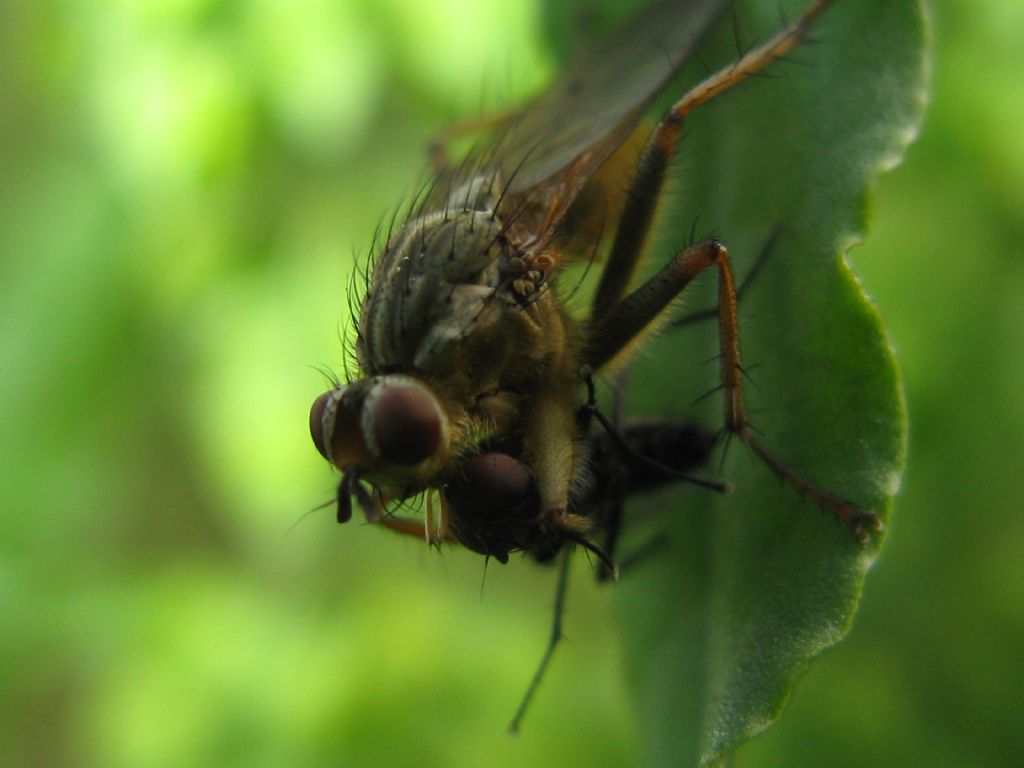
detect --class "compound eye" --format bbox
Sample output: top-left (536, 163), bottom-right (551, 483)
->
top-left (371, 384), bottom-right (443, 466)
top-left (309, 390), bottom-right (332, 460)
top-left (445, 452), bottom-right (538, 523)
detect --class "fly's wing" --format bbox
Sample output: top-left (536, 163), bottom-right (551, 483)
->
top-left (429, 0), bottom-right (729, 238)
top-left (501, 0), bottom-right (728, 195)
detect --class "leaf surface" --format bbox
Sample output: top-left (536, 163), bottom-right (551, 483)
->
top-left (538, 1), bottom-right (928, 764)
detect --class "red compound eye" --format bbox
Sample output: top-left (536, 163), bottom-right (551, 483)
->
top-left (447, 453), bottom-right (536, 520)
top-left (309, 390), bottom-right (332, 460)
top-left (370, 384), bottom-right (443, 466)
top-left (443, 452), bottom-right (540, 563)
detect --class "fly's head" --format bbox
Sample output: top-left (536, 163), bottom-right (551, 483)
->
top-left (440, 447), bottom-right (599, 565)
top-left (309, 374), bottom-right (451, 520)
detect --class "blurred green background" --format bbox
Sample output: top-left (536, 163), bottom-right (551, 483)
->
top-left (2, 1), bottom-right (1020, 766)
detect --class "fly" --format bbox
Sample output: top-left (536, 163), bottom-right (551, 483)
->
top-left (309, 0), bottom-right (880, 730)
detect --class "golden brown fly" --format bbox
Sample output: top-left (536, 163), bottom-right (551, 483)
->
top-left (309, 0), bottom-right (879, 731)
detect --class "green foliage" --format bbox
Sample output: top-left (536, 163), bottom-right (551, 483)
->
top-left (8, 1), bottom-right (1024, 767)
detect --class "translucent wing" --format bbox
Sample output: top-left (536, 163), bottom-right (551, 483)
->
top-left (431, 0), bottom-right (728, 237)
top-left (499, 0), bottom-right (728, 194)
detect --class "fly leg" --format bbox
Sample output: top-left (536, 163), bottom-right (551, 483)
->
top-left (374, 514), bottom-right (444, 542)
top-left (577, 374), bottom-right (726, 579)
top-left (508, 545), bottom-right (572, 734)
top-left (337, 473), bottom-right (451, 547)
top-left (583, 0), bottom-right (878, 540)
top-left (591, 417), bottom-right (721, 580)
top-left (672, 226), bottom-right (780, 330)
top-left (523, 380), bottom-right (592, 539)
top-left (592, 0), bottom-right (838, 320)
top-left (586, 238), bottom-right (880, 541)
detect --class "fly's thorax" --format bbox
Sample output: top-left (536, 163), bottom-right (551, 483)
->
top-left (358, 201), bottom-right (510, 378)
top-left (309, 375), bottom-right (453, 497)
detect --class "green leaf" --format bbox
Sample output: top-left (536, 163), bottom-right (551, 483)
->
top-left (538, 1), bottom-right (929, 765)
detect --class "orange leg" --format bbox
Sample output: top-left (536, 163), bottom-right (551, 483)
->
top-left (587, 237), bottom-right (880, 540)
top-left (346, 478), bottom-right (451, 547)
top-left (584, 0), bottom-right (877, 539)
top-left (592, 0), bottom-right (838, 318)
